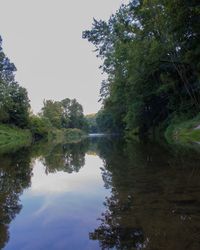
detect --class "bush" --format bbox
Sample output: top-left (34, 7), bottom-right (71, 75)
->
top-left (29, 115), bottom-right (51, 140)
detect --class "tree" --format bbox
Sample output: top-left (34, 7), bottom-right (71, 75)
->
top-left (61, 98), bottom-right (71, 128)
top-left (41, 100), bottom-right (63, 129)
top-left (0, 36), bottom-right (30, 128)
top-left (68, 99), bottom-right (85, 129)
top-left (29, 115), bottom-right (52, 140)
top-left (83, 0), bottom-right (200, 135)
top-left (85, 113), bottom-right (98, 133)
top-left (41, 98), bottom-right (87, 130)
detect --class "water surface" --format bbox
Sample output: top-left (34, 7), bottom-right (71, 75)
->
top-left (0, 137), bottom-right (200, 249)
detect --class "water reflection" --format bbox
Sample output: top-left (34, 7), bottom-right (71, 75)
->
top-left (0, 148), bottom-right (32, 249)
top-left (0, 137), bottom-right (200, 249)
top-left (90, 138), bottom-right (200, 250)
top-left (40, 140), bottom-right (89, 174)
top-left (3, 139), bottom-right (107, 250)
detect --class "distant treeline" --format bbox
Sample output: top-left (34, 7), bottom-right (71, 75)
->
top-left (30, 98), bottom-right (88, 140)
top-left (83, 0), bottom-right (200, 136)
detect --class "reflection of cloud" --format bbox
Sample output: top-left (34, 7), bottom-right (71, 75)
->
top-left (33, 200), bottom-right (51, 217)
top-left (27, 156), bottom-right (103, 196)
top-left (5, 154), bottom-right (109, 250)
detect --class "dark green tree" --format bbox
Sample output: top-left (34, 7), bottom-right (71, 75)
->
top-left (83, 0), bottom-right (200, 135)
top-left (0, 36), bottom-right (30, 128)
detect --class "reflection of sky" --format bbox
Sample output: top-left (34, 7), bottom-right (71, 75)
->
top-left (5, 155), bottom-right (110, 250)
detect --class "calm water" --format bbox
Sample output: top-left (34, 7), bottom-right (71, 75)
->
top-left (0, 137), bottom-right (200, 250)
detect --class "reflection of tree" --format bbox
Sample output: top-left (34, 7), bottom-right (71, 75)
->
top-left (0, 148), bottom-right (32, 249)
top-left (90, 190), bottom-right (145, 250)
top-left (90, 138), bottom-right (200, 250)
top-left (42, 140), bottom-right (89, 174)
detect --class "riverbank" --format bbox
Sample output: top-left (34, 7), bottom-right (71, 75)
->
top-left (165, 115), bottom-right (200, 144)
top-left (0, 124), bottom-right (32, 154)
top-left (0, 124), bottom-right (86, 154)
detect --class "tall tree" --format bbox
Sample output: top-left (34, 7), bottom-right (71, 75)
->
top-left (0, 36), bottom-right (30, 128)
top-left (83, 0), bottom-right (200, 135)
top-left (41, 100), bottom-right (63, 129)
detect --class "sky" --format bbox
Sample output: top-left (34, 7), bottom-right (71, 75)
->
top-left (0, 0), bottom-right (129, 114)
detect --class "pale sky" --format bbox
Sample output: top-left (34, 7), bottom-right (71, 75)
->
top-left (0, 0), bottom-right (128, 114)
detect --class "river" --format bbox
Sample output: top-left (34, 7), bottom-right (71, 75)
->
top-left (0, 136), bottom-right (200, 250)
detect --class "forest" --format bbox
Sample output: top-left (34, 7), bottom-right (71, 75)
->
top-left (83, 0), bottom-right (200, 139)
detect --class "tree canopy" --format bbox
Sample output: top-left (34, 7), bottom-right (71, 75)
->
top-left (83, 0), bottom-right (200, 135)
top-left (0, 36), bottom-right (30, 128)
top-left (40, 98), bottom-right (87, 130)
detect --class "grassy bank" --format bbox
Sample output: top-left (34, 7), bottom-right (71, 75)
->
top-left (0, 124), bottom-right (86, 154)
top-left (165, 115), bottom-right (200, 144)
top-left (0, 124), bottom-right (32, 154)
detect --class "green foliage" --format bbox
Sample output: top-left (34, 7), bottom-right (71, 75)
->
top-left (96, 109), bottom-right (118, 133)
top-left (28, 115), bottom-right (52, 140)
top-left (85, 113), bottom-right (98, 133)
top-left (41, 100), bottom-right (63, 129)
top-left (0, 36), bottom-right (30, 128)
top-left (68, 99), bottom-right (84, 128)
top-left (165, 114), bottom-right (200, 144)
top-left (0, 124), bottom-right (31, 154)
top-left (83, 0), bottom-right (200, 135)
top-left (41, 98), bottom-right (87, 131)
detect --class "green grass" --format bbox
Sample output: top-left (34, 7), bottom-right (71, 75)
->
top-left (0, 123), bottom-right (86, 154)
top-left (0, 124), bottom-right (32, 154)
top-left (165, 114), bottom-right (200, 144)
